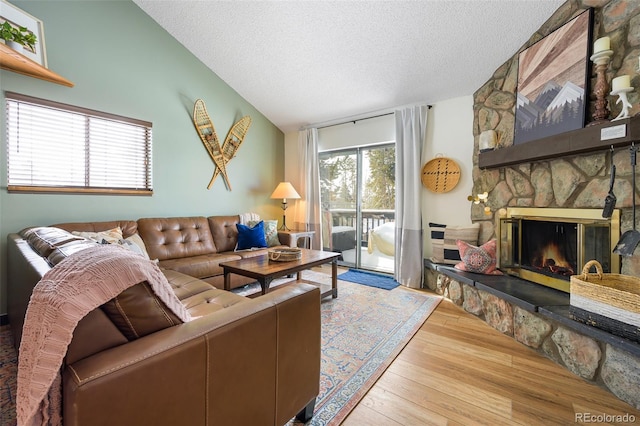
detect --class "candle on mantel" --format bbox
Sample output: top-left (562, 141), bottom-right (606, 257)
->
top-left (612, 75), bottom-right (631, 92)
top-left (593, 36), bottom-right (611, 54)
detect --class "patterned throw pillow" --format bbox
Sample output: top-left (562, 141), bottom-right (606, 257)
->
top-left (454, 239), bottom-right (502, 275)
top-left (236, 221), bottom-right (267, 250)
top-left (249, 219), bottom-right (280, 247)
top-left (117, 233), bottom-right (151, 260)
top-left (72, 227), bottom-right (123, 244)
top-left (429, 222), bottom-right (480, 265)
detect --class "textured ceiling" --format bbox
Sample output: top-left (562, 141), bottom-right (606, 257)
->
top-left (133, 0), bottom-right (565, 132)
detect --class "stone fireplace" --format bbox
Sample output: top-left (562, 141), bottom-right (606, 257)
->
top-left (496, 207), bottom-right (620, 292)
top-left (426, 0), bottom-right (640, 410)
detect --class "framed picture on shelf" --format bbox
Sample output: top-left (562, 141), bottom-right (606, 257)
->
top-left (514, 8), bottom-right (593, 145)
top-left (0, 0), bottom-right (47, 67)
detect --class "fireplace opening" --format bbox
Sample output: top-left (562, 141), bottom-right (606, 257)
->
top-left (521, 220), bottom-right (577, 279)
top-left (497, 208), bottom-right (619, 293)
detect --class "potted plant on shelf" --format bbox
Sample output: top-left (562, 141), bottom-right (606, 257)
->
top-left (0, 22), bottom-right (37, 53)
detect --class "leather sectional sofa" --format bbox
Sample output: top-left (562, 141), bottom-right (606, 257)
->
top-left (7, 215), bottom-right (321, 426)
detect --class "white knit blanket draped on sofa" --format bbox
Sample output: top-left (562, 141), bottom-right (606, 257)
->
top-left (17, 244), bottom-right (191, 426)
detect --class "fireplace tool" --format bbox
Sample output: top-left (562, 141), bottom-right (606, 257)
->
top-left (602, 148), bottom-right (616, 219)
top-left (613, 144), bottom-right (640, 256)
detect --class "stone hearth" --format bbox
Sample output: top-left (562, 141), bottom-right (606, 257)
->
top-left (425, 260), bottom-right (640, 409)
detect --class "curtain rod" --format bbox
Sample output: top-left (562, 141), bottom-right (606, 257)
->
top-left (304, 104), bottom-right (432, 131)
top-left (317, 112), bottom-right (393, 129)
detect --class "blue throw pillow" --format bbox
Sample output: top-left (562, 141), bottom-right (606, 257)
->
top-left (236, 221), bottom-right (267, 250)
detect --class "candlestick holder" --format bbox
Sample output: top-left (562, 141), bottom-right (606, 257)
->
top-left (588, 49), bottom-right (614, 125)
top-left (611, 87), bottom-right (633, 121)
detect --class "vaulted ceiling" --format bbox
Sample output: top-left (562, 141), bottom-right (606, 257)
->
top-left (133, 0), bottom-right (565, 132)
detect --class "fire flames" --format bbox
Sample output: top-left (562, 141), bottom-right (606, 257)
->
top-left (533, 243), bottom-right (574, 276)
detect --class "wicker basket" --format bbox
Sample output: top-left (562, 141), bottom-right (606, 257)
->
top-left (268, 247), bottom-right (302, 262)
top-left (569, 260), bottom-right (640, 343)
top-left (421, 156), bottom-right (461, 193)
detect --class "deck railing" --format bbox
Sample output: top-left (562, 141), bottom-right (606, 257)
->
top-left (327, 209), bottom-right (394, 246)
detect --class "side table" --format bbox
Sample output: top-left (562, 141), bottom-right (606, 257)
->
top-left (278, 230), bottom-right (315, 249)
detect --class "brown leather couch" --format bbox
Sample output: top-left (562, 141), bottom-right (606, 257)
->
top-left (7, 217), bottom-right (321, 426)
top-left (57, 216), bottom-right (289, 291)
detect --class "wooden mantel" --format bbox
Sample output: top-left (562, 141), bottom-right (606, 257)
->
top-left (479, 115), bottom-right (640, 169)
top-left (0, 43), bottom-right (73, 87)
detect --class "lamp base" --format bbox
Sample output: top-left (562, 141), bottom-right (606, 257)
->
top-left (279, 213), bottom-right (291, 231)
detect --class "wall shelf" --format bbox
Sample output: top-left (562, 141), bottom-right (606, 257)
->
top-left (0, 43), bottom-right (73, 87)
top-left (479, 116), bottom-right (640, 169)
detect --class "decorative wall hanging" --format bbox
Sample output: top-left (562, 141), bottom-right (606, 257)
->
top-left (0, 0), bottom-right (46, 66)
top-left (421, 155), bottom-right (460, 193)
top-left (193, 99), bottom-right (251, 190)
top-left (514, 8), bottom-right (592, 145)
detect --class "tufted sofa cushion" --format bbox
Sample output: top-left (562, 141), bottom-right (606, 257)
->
top-left (208, 215), bottom-right (241, 253)
top-left (162, 269), bottom-right (247, 319)
top-left (137, 217), bottom-right (218, 260)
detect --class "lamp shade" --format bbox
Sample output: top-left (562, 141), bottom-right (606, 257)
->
top-left (270, 182), bottom-right (301, 200)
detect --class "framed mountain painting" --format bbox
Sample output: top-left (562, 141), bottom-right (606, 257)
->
top-left (514, 8), bottom-right (593, 145)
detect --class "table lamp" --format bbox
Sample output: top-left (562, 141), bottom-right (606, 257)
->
top-left (270, 182), bottom-right (300, 230)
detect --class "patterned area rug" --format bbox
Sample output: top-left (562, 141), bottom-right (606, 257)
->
top-left (0, 271), bottom-right (440, 426)
top-left (287, 271), bottom-right (440, 425)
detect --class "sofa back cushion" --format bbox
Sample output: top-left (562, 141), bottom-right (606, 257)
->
top-left (54, 220), bottom-right (139, 239)
top-left (137, 217), bottom-right (217, 260)
top-left (208, 215), bottom-right (241, 252)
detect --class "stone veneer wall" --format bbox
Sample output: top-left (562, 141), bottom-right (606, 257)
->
top-left (473, 0), bottom-right (640, 276)
top-left (430, 0), bottom-right (640, 410)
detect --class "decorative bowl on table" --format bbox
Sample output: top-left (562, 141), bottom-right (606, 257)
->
top-left (268, 247), bottom-right (302, 262)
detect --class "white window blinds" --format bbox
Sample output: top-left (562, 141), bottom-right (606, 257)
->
top-left (6, 92), bottom-right (153, 194)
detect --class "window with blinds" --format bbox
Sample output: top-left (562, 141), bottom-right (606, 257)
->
top-left (6, 92), bottom-right (153, 195)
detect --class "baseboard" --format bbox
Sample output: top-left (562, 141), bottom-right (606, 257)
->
top-left (0, 314), bottom-right (8, 326)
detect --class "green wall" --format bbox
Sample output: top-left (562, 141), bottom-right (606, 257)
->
top-left (0, 0), bottom-right (285, 313)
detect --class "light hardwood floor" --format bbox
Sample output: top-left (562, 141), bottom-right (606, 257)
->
top-left (342, 294), bottom-right (640, 425)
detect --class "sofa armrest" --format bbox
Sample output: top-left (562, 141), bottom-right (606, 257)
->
top-left (7, 234), bottom-right (52, 346)
top-left (63, 283), bottom-right (321, 426)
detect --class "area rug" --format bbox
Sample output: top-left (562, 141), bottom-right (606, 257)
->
top-left (336, 268), bottom-right (400, 290)
top-left (287, 270), bottom-right (440, 425)
top-left (0, 272), bottom-right (440, 426)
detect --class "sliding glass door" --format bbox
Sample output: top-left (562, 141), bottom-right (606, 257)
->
top-left (319, 144), bottom-right (395, 273)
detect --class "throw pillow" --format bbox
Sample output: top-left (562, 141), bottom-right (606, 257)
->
top-left (120, 233), bottom-right (151, 260)
top-left (444, 224), bottom-right (480, 264)
top-left (429, 222), bottom-right (447, 262)
top-left (72, 227), bottom-right (123, 244)
top-left (455, 239), bottom-right (503, 275)
top-left (117, 238), bottom-right (147, 259)
top-left (249, 219), bottom-right (280, 247)
top-left (429, 222), bottom-right (480, 265)
top-left (236, 221), bottom-right (267, 250)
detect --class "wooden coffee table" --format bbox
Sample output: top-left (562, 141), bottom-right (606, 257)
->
top-left (220, 249), bottom-right (340, 298)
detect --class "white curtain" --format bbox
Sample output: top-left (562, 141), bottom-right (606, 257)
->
top-left (395, 106), bottom-right (428, 288)
top-left (295, 128), bottom-right (322, 250)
